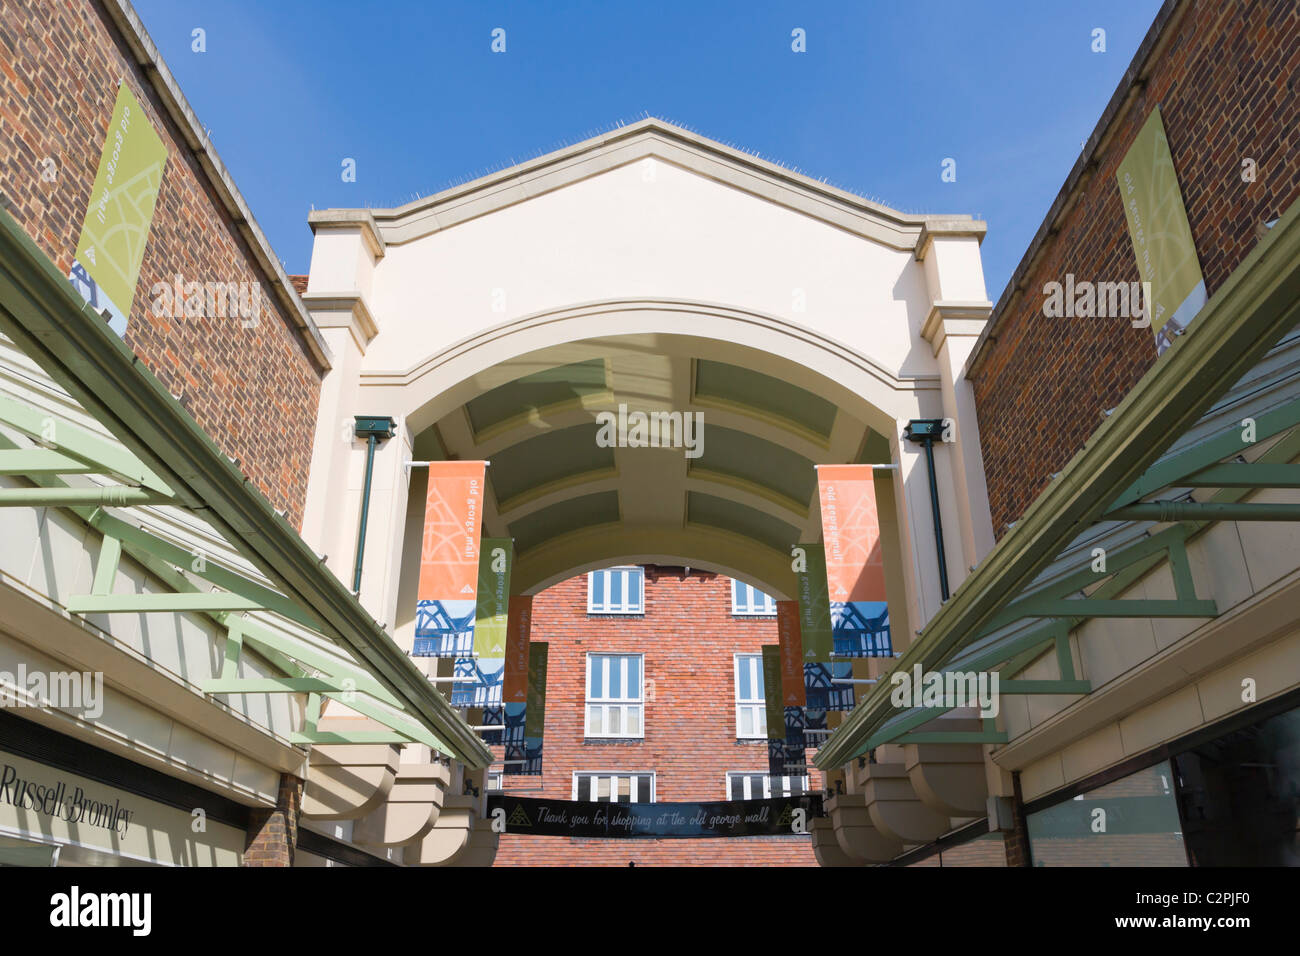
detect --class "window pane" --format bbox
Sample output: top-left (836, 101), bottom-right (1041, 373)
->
top-left (1173, 705), bottom-right (1300, 865)
top-left (1027, 761), bottom-right (1187, 866)
top-left (587, 707), bottom-right (602, 735)
top-left (628, 571), bottom-right (641, 610)
top-left (609, 707), bottom-right (621, 735)
top-left (756, 708), bottom-right (766, 738)
top-left (576, 776), bottom-right (591, 800)
top-left (610, 571), bottom-right (623, 607)
top-left (617, 776), bottom-right (632, 803)
top-left (639, 774), bottom-right (652, 801)
top-left (591, 572), bottom-right (604, 609)
top-left (589, 657), bottom-right (603, 698)
top-left (596, 776), bottom-right (611, 800)
top-left (627, 656), bottom-right (640, 700)
top-left (627, 706), bottom-right (641, 736)
top-left (737, 659), bottom-right (752, 700)
top-left (608, 657), bottom-right (623, 699)
top-left (739, 708), bottom-right (753, 737)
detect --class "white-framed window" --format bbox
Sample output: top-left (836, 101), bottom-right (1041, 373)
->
top-left (734, 653), bottom-right (767, 739)
top-left (585, 653), bottom-right (644, 738)
top-left (587, 566), bottom-right (645, 614)
top-left (573, 771), bottom-right (655, 803)
top-left (726, 772), bottom-right (810, 800)
top-left (731, 578), bottom-right (776, 615)
top-left (486, 771), bottom-right (504, 792)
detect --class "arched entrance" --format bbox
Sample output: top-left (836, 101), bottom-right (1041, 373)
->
top-left (295, 118), bottom-right (999, 863)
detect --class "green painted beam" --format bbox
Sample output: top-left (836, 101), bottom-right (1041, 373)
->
top-left (1104, 502), bottom-right (1300, 522)
top-left (289, 731), bottom-right (413, 746)
top-left (861, 707), bottom-right (954, 752)
top-left (982, 524), bottom-right (1190, 634)
top-left (221, 617), bottom-right (243, 680)
top-left (90, 535), bottom-right (121, 596)
top-left (92, 511), bottom-right (323, 632)
top-left (0, 207), bottom-right (490, 767)
top-left (0, 448), bottom-right (97, 475)
top-left (962, 547), bottom-right (1171, 677)
top-left (67, 592), bottom-right (263, 613)
top-left (236, 618), bottom-right (401, 708)
top-left (0, 486), bottom-right (171, 507)
top-left (303, 692), bottom-right (321, 735)
top-left (996, 598), bottom-right (1217, 620)
top-left (1181, 462), bottom-right (1300, 488)
top-left (0, 429), bottom-right (437, 752)
top-left (1054, 627), bottom-right (1075, 681)
top-left (316, 691), bottom-right (449, 752)
top-left (0, 392), bottom-right (173, 495)
top-left (998, 679), bottom-right (1091, 694)
top-left (203, 677), bottom-right (358, 694)
top-left (1111, 395), bottom-right (1300, 505)
top-left (214, 618), bottom-right (445, 750)
top-left (820, 193), bottom-right (1300, 771)
top-left (893, 731), bottom-right (1009, 745)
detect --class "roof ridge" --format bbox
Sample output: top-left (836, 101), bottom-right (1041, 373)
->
top-left (367, 113), bottom-right (931, 218)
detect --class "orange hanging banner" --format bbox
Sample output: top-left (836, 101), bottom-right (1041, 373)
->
top-left (816, 464), bottom-right (892, 662)
top-left (413, 461), bottom-right (486, 656)
top-left (417, 461), bottom-right (486, 597)
top-left (502, 595), bottom-right (533, 704)
top-left (816, 464), bottom-right (886, 602)
top-left (776, 600), bottom-right (806, 707)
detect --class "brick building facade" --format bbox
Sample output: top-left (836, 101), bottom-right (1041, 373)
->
top-left (0, 0), bottom-right (325, 526)
top-left (493, 568), bottom-right (822, 866)
top-left (968, 0), bottom-right (1300, 537)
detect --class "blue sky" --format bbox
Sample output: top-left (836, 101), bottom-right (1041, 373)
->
top-left (133, 0), bottom-right (1164, 302)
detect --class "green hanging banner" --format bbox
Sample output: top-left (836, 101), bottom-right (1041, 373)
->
top-left (795, 546), bottom-right (833, 662)
top-left (1116, 106), bottom-right (1206, 354)
top-left (447, 536), bottom-right (510, 712)
top-left (71, 81), bottom-right (168, 337)
top-left (474, 539), bottom-right (512, 661)
top-left (762, 645), bottom-right (784, 743)
top-left (521, 642), bottom-right (548, 774)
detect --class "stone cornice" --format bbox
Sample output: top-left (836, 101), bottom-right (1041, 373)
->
top-left (914, 219), bottom-right (990, 261)
top-left (301, 291), bottom-right (379, 352)
top-left (308, 119), bottom-right (984, 255)
top-left (921, 300), bottom-right (994, 356)
top-left (307, 209), bottom-right (386, 260)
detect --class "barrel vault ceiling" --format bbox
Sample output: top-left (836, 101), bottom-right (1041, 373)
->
top-left (415, 334), bottom-right (890, 597)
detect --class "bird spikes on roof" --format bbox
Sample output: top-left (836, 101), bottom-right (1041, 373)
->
top-left (378, 113), bottom-right (925, 215)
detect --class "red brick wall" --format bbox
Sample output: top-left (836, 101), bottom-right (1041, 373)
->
top-left (243, 773), bottom-right (302, 867)
top-left (905, 833), bottom-right (1007, 867)
top-left (493, 568), bottom-right (822, 866)
top-left (971, 0), bottom-right (1300, 535)
top-left (0, 1), bottom-right (322, 526)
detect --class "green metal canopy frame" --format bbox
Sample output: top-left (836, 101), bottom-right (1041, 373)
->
top-left (817, 195), bottom-right (1300, 769)
top-left (0, 206), bottom-right (492, 768)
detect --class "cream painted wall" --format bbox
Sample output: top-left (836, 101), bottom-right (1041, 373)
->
top-left (0, 747), bottom-right (245, 865)
top-left (301, 137), bottom-right (998, 638)
top-left (0, 334), bottom-right (310, 808)
top-left (363, 159), bottom-right (936, 380)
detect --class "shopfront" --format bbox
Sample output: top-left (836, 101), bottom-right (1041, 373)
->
top-left (1025, 690), bottom-right (1300, 867)
top-left (0, 711), bottom-right (246, 866)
